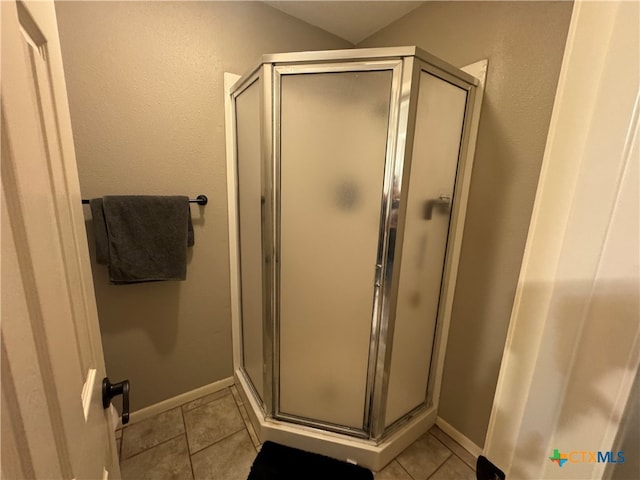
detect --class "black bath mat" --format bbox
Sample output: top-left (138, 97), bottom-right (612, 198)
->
top-left (476, 455), bottom-right (506, 480)
top-left (247, 441), bottom-right (374, 480)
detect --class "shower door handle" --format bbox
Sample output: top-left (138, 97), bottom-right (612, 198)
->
top-left (423, 195), bottom-right (451, 220)
top-left (102, 377), bottom-right (130, 425)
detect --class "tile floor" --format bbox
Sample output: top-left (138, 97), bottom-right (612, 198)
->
top-left (116, 385), bottom-right (476, 480)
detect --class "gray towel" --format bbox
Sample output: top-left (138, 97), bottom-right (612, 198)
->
top-left (90, 198), bottom-right (110, 265)
top-left (94, 195), bottom-right (193, 283)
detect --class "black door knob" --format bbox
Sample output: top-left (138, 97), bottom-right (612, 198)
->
top-left (102, 377), bottom-right (130, 425)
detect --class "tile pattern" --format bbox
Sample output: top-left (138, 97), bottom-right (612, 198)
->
top-left (230, 385), bottom-right (261, 448)
top-left (183, 393), bottom-right (245, 453)
top-left (428, 455), bottom-right (476, 480)
top-left (395, 433), bottom-right (453, 480)
top-left (429, 425), bottom-right (476, 470)
top-left (375, 460), bottom-right (413, 479)
top-left (191, 429), bottom-right (256, 480)
top-left (119, 386), bottom-right (475, 480)
top-left (121, 407), bottom-right (184, 459)
top-left (120, 435), bottom-right (192, 480)
top-left (182, 389), bottom-right (231, 413)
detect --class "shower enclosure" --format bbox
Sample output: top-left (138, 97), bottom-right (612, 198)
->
top-left (227, 47), bottom-right (481, 469)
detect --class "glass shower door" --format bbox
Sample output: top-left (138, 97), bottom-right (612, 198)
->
top-left (384, 67), bottom-right (469, 428)
top-left (235, 76), bottom-right (265, 402)
top-left (276, 66), bottom-right (395, 432)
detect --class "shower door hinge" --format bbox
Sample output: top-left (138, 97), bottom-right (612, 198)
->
top-left (374, 263), bottom-right (383, 287)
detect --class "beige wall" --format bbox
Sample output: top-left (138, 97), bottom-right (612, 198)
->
top-left (55, 1), bottom-right (350, 411)
top-left (358, 1), bottom-right (573, 446)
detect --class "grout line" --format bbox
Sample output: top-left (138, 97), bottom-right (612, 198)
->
top-left (188, 426), bottom-right (247, 457)
top-left (181, 388), bottom-right (232, 414)
top-left (430, 425), bottom-right (476, 457)
top-left (229, 384), bottom-right (260, 448)
top-left (229, 385), bottom-right (244, 408)
top-left (422, 433), bottom-right (455, 480)
top-left (184, 387), bottom-right (247, 456)
top-left (122, 388), bottom-right (244, 476)
top-left (449, 449), bottom-right (476, 473)
top-left (238, 402), bottom-right (261, 447)
top-left (120, 432), bottom-right (186, 462)
top-left (181, 387), bottom-right (243, 455)
top-left (428, 428), bottom-right (476, 471)
top-left (395, 459), bottom-right (414, 480)
top-left (231, 384), bottom-right (262, 449)
top-left (180, 402), bottom-right (196, 480)
top-left (428, 432), bottom-right (452, 453)
top-left (425, 452), bottom-right (453, 480)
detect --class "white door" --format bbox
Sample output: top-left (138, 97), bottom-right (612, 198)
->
top-left (1, 0), bottom-right (120, 478)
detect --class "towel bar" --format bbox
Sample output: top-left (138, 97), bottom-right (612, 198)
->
top-left (81, 194), bottom-right (208, 205)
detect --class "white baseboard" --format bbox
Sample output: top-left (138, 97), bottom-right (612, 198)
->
top-left (435, 416), bottom-right (483, 458)
top-left (118, 376), bottom-right (234, 428)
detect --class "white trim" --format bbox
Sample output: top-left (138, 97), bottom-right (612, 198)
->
top-left (224, 72), bottom-right (242, 370)
top-left (80, 368), bottom-right (97, 422)
top-left (119, 377), bottom-right (234, 428)
top-left (435, 416), bottom-right (482, 459)
top-left (235, 370), bottom-right (435, 471)
top-left (461, 59), bottom-right (488, 83)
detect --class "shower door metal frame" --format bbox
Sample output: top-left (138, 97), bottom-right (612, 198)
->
top-left (230, 47), bottom-right (480, 444)
top-left (367, 55), bottom-right (421, 440)
top-left (372, 57), bottom-right (479, 440)
top-left (415, 60), bottom-right (479, 416)
top-left (270, 58), bottom-right (406, 438)
top-left (230, 67), bottom-right (270, 417)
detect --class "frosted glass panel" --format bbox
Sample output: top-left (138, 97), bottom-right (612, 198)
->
top-left (385, 71), bottom-right (467, 427)
top-left (236, 79), bottom-right (264, 401)
top-left (278, 71), bottom-right (392, 429)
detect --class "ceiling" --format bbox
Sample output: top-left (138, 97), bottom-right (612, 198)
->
top-left (265, 1), bottom-right (426, 44)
